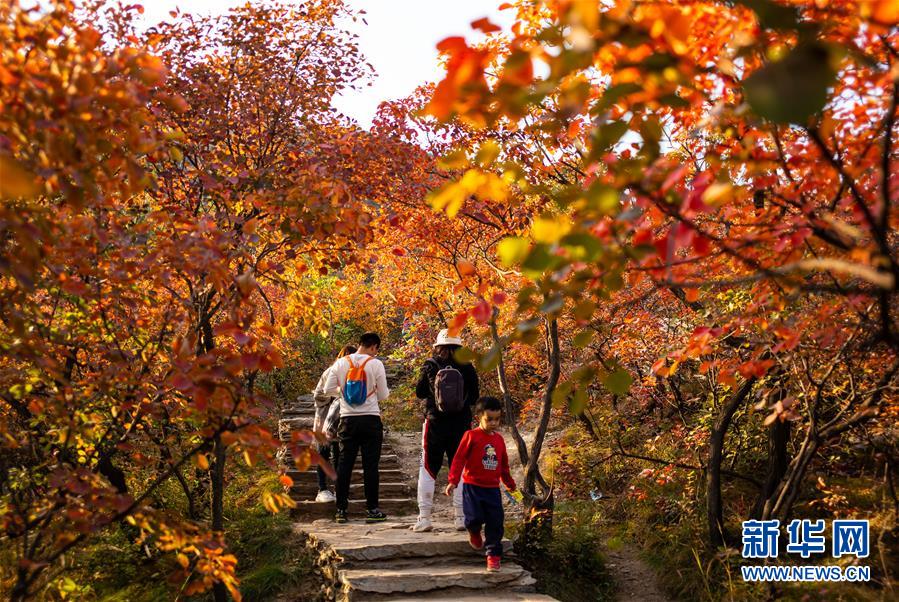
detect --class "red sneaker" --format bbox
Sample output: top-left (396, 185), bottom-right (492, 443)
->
top-left (486, 555), bottom-right (501, 572)
top-left (468, 529), bottom-right (484, 550)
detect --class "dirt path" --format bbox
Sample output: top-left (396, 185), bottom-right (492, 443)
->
top-left (603, 544), bottom-right (670, 602)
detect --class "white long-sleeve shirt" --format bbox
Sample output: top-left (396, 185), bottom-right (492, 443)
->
top-left (311, 366), bottom-right (334, 432)
top-left (323, 352), bottom-right (389, 417)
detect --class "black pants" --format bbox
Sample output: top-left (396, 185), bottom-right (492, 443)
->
top-left (422, 417), bottom-right (468, 478)
top-left (336, 415), bottom-right (383, 511)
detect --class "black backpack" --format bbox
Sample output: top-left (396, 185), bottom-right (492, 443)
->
top-left (427, 359), bottom-right (466, 413)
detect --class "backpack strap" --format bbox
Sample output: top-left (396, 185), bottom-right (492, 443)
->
top-left (359, 356), bottom-right (376, 399)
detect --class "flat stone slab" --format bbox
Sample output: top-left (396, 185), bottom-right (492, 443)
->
top-left (301, 520), bottom-right (512, 562)
top-left (371, 594), bottom-right (558, 601)
top-left (340, 564), bottom-right (533, 595)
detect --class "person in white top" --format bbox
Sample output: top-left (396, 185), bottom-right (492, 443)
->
top-left (310, 344), bottom-right (356, 503)
top-left (323, 332), bottom-right (390, 523)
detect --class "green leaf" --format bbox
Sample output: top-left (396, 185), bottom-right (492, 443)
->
top-left (568, 387), bottom-right (588, 416)
top-left (594, 82), bottom-right (642, 112)
top-left (572, 329), bottom-right (594, 348)
top-left (658, 93), bottom-right (690, 109)
top-left (639, 53), bottom-right (677, 72)
top-left (583, 182), bottom-right (620, 215)
top-left (551, 380), bottom-right (573, 407)
top-left (736, 0), bottom-right (799, 31)
top-left (590, 120), bottom-right (629, 158)
top-left (479, 345), bottom-right (502, 372)
top-left (572, 299), bottom-right (596, 321)
top-left (561, 233), bottom-right (603, 261)
top-left (453, 347), bottom-right (478, 364)
top-left (516, 318), bottom-right (541, 332)
top-left (497, 237), bottom-right (530, 266)
top-left (521, 244), bottom-right (555, 274)
top-left (540, 295), bottom-right (565, 314)
top-left (602, 368), bottom-right (633, 395)
top-left (744, 42), bottom-right (836, 124)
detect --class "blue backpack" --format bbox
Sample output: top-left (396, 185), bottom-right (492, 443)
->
top-left (343, 356), bottom-right (374, 406)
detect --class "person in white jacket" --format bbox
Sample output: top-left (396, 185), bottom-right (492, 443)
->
top-left (323, 332), bottom-right (390, 523)
top-left (311, 344), bottom-right (356, 502)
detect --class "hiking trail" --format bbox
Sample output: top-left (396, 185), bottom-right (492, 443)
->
top-left (276, 362), bottom-right (667, 601)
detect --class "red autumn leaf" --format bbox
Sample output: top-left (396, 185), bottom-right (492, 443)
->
top-left (471, 17), bottom-right (502, 33)
top-left (471, 300), bottom-right (491, 324)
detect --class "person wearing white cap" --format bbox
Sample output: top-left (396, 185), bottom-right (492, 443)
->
top-left (411, 328), bottom-right (479, 532)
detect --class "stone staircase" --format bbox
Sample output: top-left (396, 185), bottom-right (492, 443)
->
top-left (278, 359), bottom-right (556, 601)
top-left (279, 394), bottom-right (416, 520)
top-left (299, 520), bottom-right (556, 601)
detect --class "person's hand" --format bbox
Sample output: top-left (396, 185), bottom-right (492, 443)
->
top-left (444, 483), bottom-right (455, 496)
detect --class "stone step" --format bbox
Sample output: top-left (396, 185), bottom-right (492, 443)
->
top-left (360, 590), bottom-right (557, 601)
top-left (285, 461), bottom-right (403, 473)
top-left (319, 530), bottom-right (510, 562)
top-left (339, 564), bottom-right (536, 598)
top-left (286, 469), bottom-right (407, 486)
top-left (280, 417), bottom-right (314, 429)
top-left (291, 482), bottom-right (411, 498)
top-left (282, 407), bottom-right (315, 417)
top-left (282, 453), bottom-right (400, 466)
top-left (290, 497), bottom-right (416, 519)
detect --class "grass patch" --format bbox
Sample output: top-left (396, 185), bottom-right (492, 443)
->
top-left (48, 462), bottom-right (323, 601)
top-left (509, 500), bottom-right (615, 602)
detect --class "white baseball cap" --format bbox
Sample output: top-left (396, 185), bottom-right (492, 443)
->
top-left (433, 328), bottom-right (463, 347)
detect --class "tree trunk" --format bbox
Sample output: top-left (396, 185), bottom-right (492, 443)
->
top-left (707, 377), bottom-right (755, 548)
top-left (524, 318), bottom-right (559, 497)
top-left (490, 307), bottom-right (529, 467)
top-left (519, 491), bottom-right (555, 561)
top-left (751, 419), bottom-right (791, 519)
top-left (211, 433), bottom-right (227, 602)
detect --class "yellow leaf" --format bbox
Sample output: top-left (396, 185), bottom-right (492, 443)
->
top-left (438, 149), bottom-right (469, 170)
top-left (701, 182), bottom-right (734, 207)
top-left (176, 553), bottom-right (190, 568)
top-left (531, 214), bottom-right (572, 244)
top-left (497, 237), bottom-right (530, 266)
top-left (195, 454), bottom-right (209, 470)
top-left (474, 139), bottom-right (501, 167)
top-left (429, 179), bottom-right (469, 218)
top-left (475, 171), bottom-right (509, 203)
top-left (262, 491), bottom-right (279, 513)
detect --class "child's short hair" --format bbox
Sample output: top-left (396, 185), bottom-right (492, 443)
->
top-left (475, 396), bottom-right (503, 415)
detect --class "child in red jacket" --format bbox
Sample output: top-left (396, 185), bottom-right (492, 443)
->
top-left (445, 396), bottom-right (516, 572)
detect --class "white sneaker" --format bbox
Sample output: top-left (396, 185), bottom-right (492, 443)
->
top-left (411, 516), bottom-right (433, 532)
top-left (315, 490), bottom-right (336, 502)
top-left (454, 514), bottom-right (466, 531)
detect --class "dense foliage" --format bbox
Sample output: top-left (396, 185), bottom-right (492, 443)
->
top-left (2, 0), bottom-right (897, 599)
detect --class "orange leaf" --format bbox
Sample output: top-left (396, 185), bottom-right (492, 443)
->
top-left (457, 260), bottom-right (477, 277)
top-left (867, 0), bottom-right (899, 24)
top-left (0, 154), bottom-right (39, 199)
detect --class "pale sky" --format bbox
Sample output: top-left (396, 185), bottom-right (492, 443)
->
top-left (138, 1), bottom-right (512, 129)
